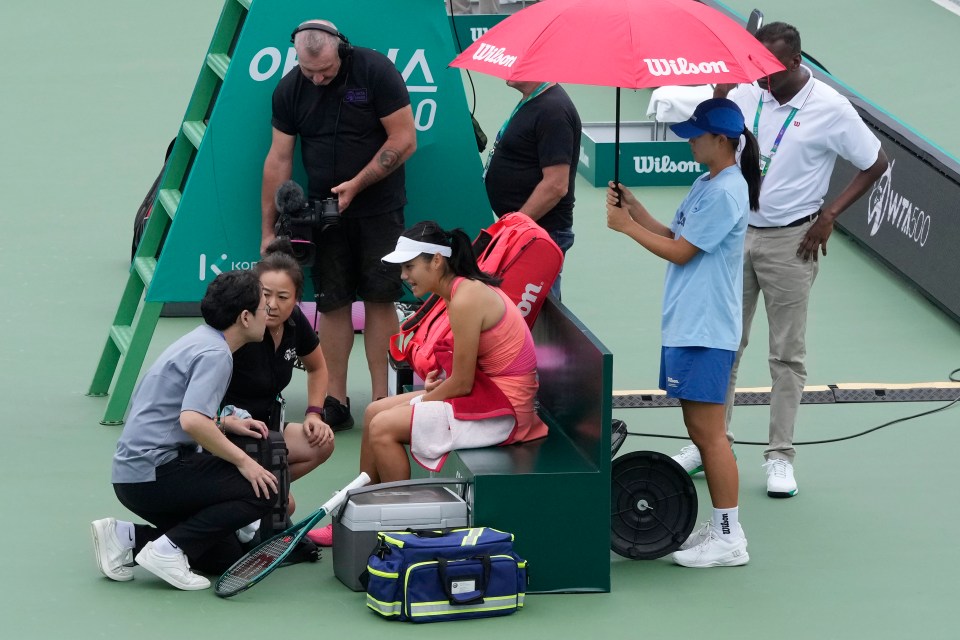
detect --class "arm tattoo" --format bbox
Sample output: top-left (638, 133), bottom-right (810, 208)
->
top-left (378, 148), bottom-right (401, 173)
top-left (356, 167), bottom-right (380, 191)
top-left (355, 148), bottom-right (403, 191)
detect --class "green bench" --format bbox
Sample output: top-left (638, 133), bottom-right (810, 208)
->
top-left (415, 298), bottom-right (613, 593)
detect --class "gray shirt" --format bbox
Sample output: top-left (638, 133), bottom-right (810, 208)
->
top-left (112, 325), bottom-right (233, 483)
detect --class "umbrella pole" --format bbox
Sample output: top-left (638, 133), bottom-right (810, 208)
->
top-left (614, 87), bottom-right (621, 187)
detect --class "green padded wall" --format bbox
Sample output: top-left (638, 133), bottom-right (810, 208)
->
top-left (149, 0), bottom-right (492, 302)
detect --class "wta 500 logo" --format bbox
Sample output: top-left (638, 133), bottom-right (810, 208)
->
top-left (247, 46), bottom-right (439, 132)
top-left (866, 160), bottom-right (931, 247)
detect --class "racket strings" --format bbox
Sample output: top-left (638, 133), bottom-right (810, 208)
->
top-left (218, 535), bottom-right (296, 588)
top-left (216, 572), bottom-right (249, 594)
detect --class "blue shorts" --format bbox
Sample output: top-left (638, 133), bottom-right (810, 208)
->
top-left (659, 346), bottom-right (735, 404)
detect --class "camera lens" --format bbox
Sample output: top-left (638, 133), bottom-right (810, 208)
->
top-left (290, 239), bottom-right (315, 267)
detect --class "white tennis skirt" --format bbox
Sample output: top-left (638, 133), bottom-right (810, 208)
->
top-left (410, 400), bottom-right (515, 472)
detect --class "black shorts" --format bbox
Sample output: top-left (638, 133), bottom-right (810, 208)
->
top-left (310, 208), bottom-right (404, 312)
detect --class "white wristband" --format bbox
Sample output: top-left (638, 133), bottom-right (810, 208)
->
top-left (409, 394), bottom-right (424, 406)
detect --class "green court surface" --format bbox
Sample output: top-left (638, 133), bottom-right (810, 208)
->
top-left (2, 1), bottom-right (958, 638)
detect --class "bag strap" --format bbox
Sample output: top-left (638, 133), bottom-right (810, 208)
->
top-left (471, 228), bottom-right (494, 257)
top-left (399, 294), bottom-right (442, 332)
top-left (390, 295), bottom-right (447, 363)
top-left (437, 556), bottom-right (491, 606)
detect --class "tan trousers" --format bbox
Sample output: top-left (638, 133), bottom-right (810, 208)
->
top-left (476, 0), bottom-right (532, 14)
top-left (725, 220), bottom-right (819, 463)
top-left (448, 0), bottom-right (473, 14)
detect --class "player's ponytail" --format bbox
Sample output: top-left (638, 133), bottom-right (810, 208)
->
top-left (740, 127), bottom-right (762, 212)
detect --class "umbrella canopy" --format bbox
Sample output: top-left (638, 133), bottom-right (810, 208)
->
top-left (450, 0), bottom-right (785, 185)
top-left (450, 0), bottom-right (784, 88)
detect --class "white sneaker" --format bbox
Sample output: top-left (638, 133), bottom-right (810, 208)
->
top-left (679, 521), bottom-right (747, 551)
top-left (672, 526), bottom-right (749, 568)
top-left (672, 445), bottom-right (704, 475)
top-left (679, 521), bottom-right (711, 551)
top-left (763, 459), bottom-right (798, 498)
top-left (91, 518), bottom-right (133, 582)
top-left (135, 541), bottom-right (210, 590)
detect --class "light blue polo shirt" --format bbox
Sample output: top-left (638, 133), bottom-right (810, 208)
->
top-left (112, 325), bottom-right (233, 483)
top-left (662, 165), bottom-right (748, 351)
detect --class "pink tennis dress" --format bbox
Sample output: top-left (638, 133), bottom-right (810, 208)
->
top-left (410, 279), bottom-right (548, 471)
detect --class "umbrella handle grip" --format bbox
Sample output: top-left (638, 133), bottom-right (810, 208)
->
top-left (613, 184), bottom-right (623, 208)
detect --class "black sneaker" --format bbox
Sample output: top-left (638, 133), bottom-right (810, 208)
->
top-left (280, 537), bottom-right (320, 567)
top-left (323, 395), bottom-right (354, 432)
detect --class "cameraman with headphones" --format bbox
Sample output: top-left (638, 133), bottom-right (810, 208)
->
top-left (261, 20), bottom-right (417, 431)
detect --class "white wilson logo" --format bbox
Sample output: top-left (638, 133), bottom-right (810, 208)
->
top-left (634, 155), bottom-right (702, 174)
top-left (472, 43), bottom-right (518, 68)
top-left (643, 58), bottom-right (730, 77)
top-left (517, 282), bottom-right (543, 317)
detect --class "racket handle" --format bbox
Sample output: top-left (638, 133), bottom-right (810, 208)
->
top-left (320, 472), bottom-right (371, 515)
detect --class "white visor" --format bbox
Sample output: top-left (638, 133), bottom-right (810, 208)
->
top-left (381, 236), bottom-right (453, 264)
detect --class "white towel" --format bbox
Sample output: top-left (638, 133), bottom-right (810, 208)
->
top-left (410, 401), bottom-right (516, 472)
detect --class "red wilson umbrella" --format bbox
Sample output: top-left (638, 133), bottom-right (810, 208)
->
top-left (450, 0), bottom-right (785, 182)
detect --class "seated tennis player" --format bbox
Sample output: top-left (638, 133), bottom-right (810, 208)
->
top-left (360, 220), bottom-right (548, 482)
top-left (91, 270), bottom-right (278, 591)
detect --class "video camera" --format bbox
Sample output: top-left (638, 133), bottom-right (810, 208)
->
top-left (274, 180), bottom-right (341, 266)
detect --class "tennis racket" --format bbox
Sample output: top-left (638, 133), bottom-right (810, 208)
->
top-left (215, 472), bottom-right (370, 597)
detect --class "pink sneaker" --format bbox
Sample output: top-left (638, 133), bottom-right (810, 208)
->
top-left (306, 524), bottom-right (333, 547)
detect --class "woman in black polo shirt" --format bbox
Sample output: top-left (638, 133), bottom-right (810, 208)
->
top-left (221, 240), bottom-right (335, 495)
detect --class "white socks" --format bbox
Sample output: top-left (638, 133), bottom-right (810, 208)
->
top-left (712, 507), bottom-right (741, 541)
top-left (152, 535), bottom-right (182, 556)
top-left (115, 520), bottom-right (135, 549)
top-left (236, 520), bottom-right (261, 544)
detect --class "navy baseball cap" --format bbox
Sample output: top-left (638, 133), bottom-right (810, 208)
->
top-left (669, 98), bottom-right (745, 139)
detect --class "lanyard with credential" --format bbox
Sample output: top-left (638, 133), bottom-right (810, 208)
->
top-left (753, 98), bottom-right (799, 177)
top-left (482, 82), bottom-right (551, 179)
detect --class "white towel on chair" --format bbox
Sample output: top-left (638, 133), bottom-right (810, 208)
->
top-left (646, 85), bottom-right (715, 123)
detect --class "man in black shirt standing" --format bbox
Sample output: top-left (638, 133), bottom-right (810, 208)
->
top-left (484, 80), bottom-right (581, 298)
top-left (261, 20), bottom-right (417, 429)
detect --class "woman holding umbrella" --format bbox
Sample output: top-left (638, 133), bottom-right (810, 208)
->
top-left (606, 98), bottom-right (761, 568)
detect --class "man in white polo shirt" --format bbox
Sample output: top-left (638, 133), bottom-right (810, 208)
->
top-left (672, 22), bottom-right (887, 498)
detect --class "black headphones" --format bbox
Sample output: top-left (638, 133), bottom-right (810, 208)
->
top-left (290, 22), bottom-right (352, 61)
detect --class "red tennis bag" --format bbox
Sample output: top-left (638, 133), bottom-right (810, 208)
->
top-left (389, 212), bottom-right (563, 379)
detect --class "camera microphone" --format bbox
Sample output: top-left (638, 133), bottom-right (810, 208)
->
top-left (275, 180), bottom-right (306, 215)
top-left (273, 180), bottom-right (316, 268)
